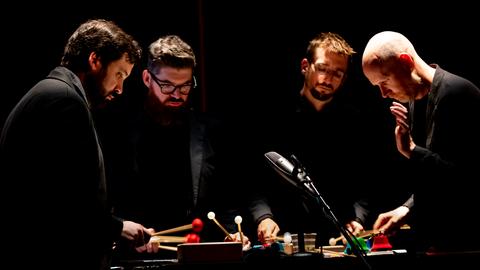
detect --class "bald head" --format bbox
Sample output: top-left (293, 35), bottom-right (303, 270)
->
top-left (362, 31), bottom-right (417, 69)
top-left (361, 31), bottom-right (433, 102)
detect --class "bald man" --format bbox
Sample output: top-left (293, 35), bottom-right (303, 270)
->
top-left (362, 31), bottom-right (480, 253)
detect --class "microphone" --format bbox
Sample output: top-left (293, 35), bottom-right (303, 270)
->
top-left (264, 151), bottom-right (371, 268)
top-left (264, 151), bottom-right (316, 196)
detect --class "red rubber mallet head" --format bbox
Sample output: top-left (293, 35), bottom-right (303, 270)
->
top-left (185, 233), bottom-right (201, 243)
top-left (192, 218), bottom-right (203, 233)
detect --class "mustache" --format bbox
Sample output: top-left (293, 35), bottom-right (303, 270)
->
top-left (111, 90), bottom-right (121, 98)
top-left (167, 97), bottom-right (185, 103)
top-left (316, 82), bottom-right (334, 90)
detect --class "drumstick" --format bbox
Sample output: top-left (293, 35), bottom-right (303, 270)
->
top-left (276, 232), bottom-right (292, 244)
top-left (207, 211), bottom-right (234, 241)
top-left (157, 245), bottom-right (178, 252)
top-left (328, 229), bottom-right (377, 246)
top-left (234, 215), bottom-right (244, 244)
top-left (358, 229), bottom-right (377, 238)
top-left (152, 224), bottom-right (193, 236)
top-left (328, 235), bottom-right (344, 246)
top-left (152, 218), bottom-right (204, 236)
top-left (150, 235), bottom-right (187, 243)
top-left (328, 229), bottom-right (376, 246)
top-left (358, 224), bottom-right (411, 238)
top-left (328, 224), bottom-right (411, 245)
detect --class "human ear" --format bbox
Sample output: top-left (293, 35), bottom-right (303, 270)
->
top-left (399, 53), bottom-right (413, 68)
top-left (142, 69), bottom-right (150, 87)
top-left (301, 58), bottom-right (309, 75)
top-left (88, 52), bottom-right (102, 72)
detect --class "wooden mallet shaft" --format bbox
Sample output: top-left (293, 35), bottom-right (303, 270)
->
top-left (157, 245), bottom-right (178, 252)
top-left (208, 211), bottom-right (233, 241)
top-left (152, 224), bottom-right (192, 236)
top-left (235, 216), bottom-right (244, 244)
top-left (150, 235), bottom-right (186, 243)
top-left (212, 218), bottom-right (234, 241)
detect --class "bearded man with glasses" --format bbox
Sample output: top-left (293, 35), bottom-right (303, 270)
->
top-left (101, 35), bottom-right (276, 262)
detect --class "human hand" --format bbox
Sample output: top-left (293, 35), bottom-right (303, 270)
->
top-left (346, 220), bottom-right (365, 236)
top-left (135, 238), bottom-right (161, 253)
top-left (373, 205), bottom-right (410, 235)
top-left (257, 218), bottom-right (280, 244)
top-left (227, 232), bottom-right (251, 251)
top-left (324, 220), bottom-right (366, 245)
top-left (121, 220), bottom-right (152, 242)
top-left (390, 101), bottom-right (416, 158)
top-left (137, 230), bottom-right (193, 253)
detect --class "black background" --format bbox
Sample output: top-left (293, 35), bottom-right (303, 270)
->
top-left (2, 0), bottom-right (479, 128)
top-left (2, 1), bottom-right (478, 239)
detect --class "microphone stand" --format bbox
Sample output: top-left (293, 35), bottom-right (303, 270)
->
top-left (290, 155), bottom-right (372, 270)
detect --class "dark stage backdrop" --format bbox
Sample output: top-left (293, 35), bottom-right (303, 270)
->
top-left (2, 0), bottom-right (478, 131)
top-left (1, 1), bottom-right (478, 240)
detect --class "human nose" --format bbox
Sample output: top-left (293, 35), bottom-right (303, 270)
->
top-left (114, 77), bottom-right (125, 95)
top-left (379, 85), bottom-right (389, 98)
top-left (115, 84), bottom-right (123, 96)
top-left (169, 87), bottom-right (182, 98)
top-left (319, 71), bottom-right (335, 84)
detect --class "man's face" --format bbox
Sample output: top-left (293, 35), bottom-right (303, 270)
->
top-left (304, 47), bottom-right (348, 103)
top-left (363, 59), bottom-right (414, 103)
top-left (87, 53), bottom-right (134, 108)
top-left (144, 66), bottom-right (194, 112)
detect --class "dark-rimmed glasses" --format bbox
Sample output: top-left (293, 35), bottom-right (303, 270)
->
top-left (148, 70), bottom-right (196, 95)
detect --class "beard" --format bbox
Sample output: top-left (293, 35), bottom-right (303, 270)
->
top-left (83, 71), bottom-right (109, 110)
top-left (310, 86), bottom-right (334, 101)
top-left (145, 94), bottom-right (191, 126)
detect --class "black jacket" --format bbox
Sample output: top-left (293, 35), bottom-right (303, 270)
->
top-left (0, 66), bottom-right (122, 270)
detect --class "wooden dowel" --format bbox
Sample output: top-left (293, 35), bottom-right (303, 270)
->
top-left (150, 235), bottom-right (186, 243)
top-left (157, 245), bottom-right (178, 252)
top-left (208, 211), bottom-right (233, 241)
top-left (235, 216), bottom-right (243, 244)
top-left (329, 224), bottom-right (411, 246)
top-left (152, 224), bottom-right (192, 236)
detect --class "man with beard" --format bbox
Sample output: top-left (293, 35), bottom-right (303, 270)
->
top-left (0, 19), bottom-right (149, 270)
top-left (261, 32), bottom-right (404, 249)
top-left (105, 35), bottom-right (267, 261)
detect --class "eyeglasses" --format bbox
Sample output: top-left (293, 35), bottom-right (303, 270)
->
top-left (148, 70), bottom-right (196, 95)
top-left (312, 63), bottom-right (345, 81)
